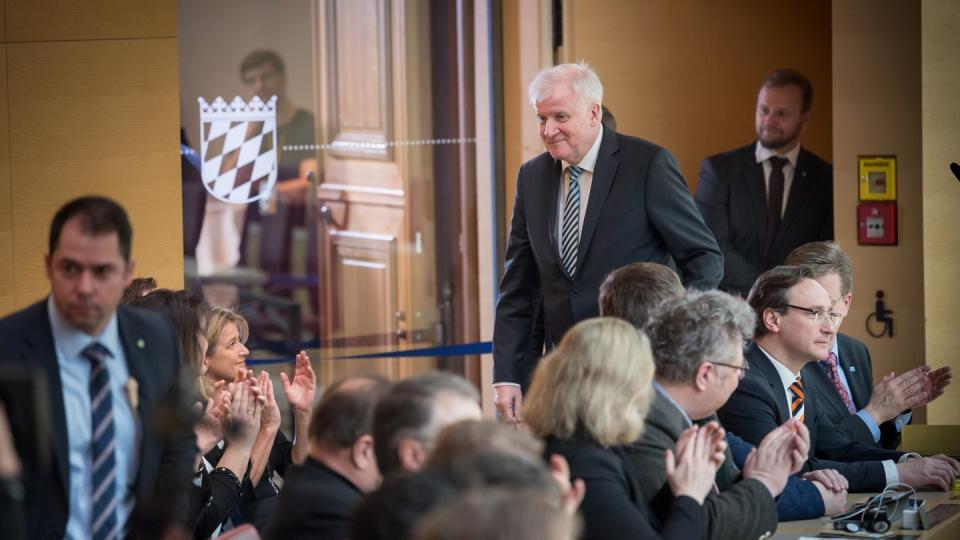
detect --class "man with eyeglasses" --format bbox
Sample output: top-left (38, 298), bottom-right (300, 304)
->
top-left (599, 263), bottom-right (846, 533)
top-left (785, 241), bottom-right (952, 450)
top-left (718, 266), bottom-right (960, 492)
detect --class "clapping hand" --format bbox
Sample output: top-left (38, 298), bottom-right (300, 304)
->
top-left (281, 351), bottom-right (317, 415)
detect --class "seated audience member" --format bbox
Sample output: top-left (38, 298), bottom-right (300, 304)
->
top-left (372, 372), bottom-right (482, 477)
top-left (784, 241), bottom-right (952, 449)
top-left (426, 420), bottom-right (545, 468)
top-left (414, 488), bottom-right (581, 540)
top-left (718, 266), bottom-right (960, 491)
top-left (599, 263), bottom-right (844, 523)
top-left (350, 470), bottom-right (459, 540)
top-left (127, 289), bottom-right (260, 537)
top-left (266, 375), bottom-right (392, 540)
top-left (200, 306), bottom-right (318, 530)
top-left (523, 317), bottom-right (719, 540)
top-left (426, 420), bottom-right (585, 513)
top-left (631, 289), bottom-right (818, 536)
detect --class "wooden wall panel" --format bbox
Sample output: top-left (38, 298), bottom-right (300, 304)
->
top-left (0, 46), bottom-right (12, 315)
top-left (832, 1), bottom-right (924, 394)
top-left (6, 0), bottom-right (175, 42)
top-left (564, 0), bottom-right (832, 193)
top-left (922, 0), bottom-right (960, 425)
top-left (6, 38), bottom-right (183, 309)
top-left (325, 0), bottom-right (392, 159)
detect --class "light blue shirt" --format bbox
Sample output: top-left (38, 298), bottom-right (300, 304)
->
top-left (48, 296), bottom-right (141, 539)
top-left (826, 340), bottom-right (911, 443)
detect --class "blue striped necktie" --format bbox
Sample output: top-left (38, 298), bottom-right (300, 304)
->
top-left (83, 342), bottom-right (119, 540)
top-left (561, 165), bottom-right (584, 277)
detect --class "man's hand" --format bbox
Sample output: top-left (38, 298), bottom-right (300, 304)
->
top-left (810, 480), bottom-right (847, 516)
top-left (929, 454), bottom-right (960, 476)
top-left (742, 425), bottom-right (795, 497)
top-left (865, 366), bottom-right (931, 424)
top-left (697, 421), bottom-right (728, 469)
top-left (802, 469), bottom-right (848, 492)
top-left (928, 366), bottom-right (953, 402)
top-left (494, 385), bottom-right (523, 426)
top-left (281, 351), bottom-right (317, 415)
top-left (896, 456), bottom-right (959, 491)
top-left (783, 418), bottom-right (810, 474)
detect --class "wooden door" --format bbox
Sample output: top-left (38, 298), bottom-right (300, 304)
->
top-left (313, 0), bottom-right (439, 383)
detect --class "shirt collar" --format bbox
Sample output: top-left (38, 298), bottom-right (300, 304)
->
top-left (653, 380), bottom-right (693, 427)
top-left (756, 344), bottom-right (800, 392)
top-left (754, 141), bottom-right (801, 168)
top-left (563, 127), bottom-right (604, 174)
top-left (47, 295), bottom-right (122, 361)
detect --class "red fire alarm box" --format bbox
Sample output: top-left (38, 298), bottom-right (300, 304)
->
top-left (857, 202), bottom-right (897, 245)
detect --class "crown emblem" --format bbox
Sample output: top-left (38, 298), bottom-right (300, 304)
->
top-left (197, 95), bottom-right (278, 204)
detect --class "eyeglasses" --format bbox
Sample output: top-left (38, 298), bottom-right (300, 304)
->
top-left (787, 304), bottom-right (842, 326)
top-left (710, 361), bottom-right (750, 379)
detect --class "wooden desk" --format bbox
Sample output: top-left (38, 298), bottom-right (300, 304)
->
top-left (772, 491), bottom-right (960, 539)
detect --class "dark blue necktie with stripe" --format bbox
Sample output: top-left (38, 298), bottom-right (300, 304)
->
top-left (561, 165), bottom-right (583, 277)
top-left (83, 342), bottom-right (119, 540)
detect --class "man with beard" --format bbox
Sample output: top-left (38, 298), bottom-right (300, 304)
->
top-left (696, 69), bottom-right (833, 297)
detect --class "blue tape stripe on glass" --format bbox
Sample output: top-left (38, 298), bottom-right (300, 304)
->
top-left (245, 341), bottom-right (493, 365)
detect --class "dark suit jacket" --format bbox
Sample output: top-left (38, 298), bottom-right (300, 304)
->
top-left (0, 300), bottom-right (196, 539)
top-left (801, 333), bottom-right (901, 450)
top-left (264, 457), bottom-right (362, 540)
top-left (494, 126), bottom-right (723, 383)
top-left (621, 393), bottom-right (777, 540)
top-left (696, 143), bottom-right (833, 296)
top-left (717, 343), bottom-right (903, 492)
top-left (544, 435), bottom-right (705, 540)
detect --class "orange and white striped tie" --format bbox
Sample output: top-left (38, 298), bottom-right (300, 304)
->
top-left (789, 376), bottom-right (805, 424)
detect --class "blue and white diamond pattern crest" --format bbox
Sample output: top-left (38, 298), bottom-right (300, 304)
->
top-left (197, 95), bottom-right (278, 204)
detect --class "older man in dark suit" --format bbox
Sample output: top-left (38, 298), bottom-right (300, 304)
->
top-left (696, 68), bottom-right (833, 297)
top-left (493, 62), bottom-right (723, 423)
top-left (0, 196), bottom-right (195, 539)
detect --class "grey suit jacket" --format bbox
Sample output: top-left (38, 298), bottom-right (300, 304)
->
top-left (620, 391), bottom-right (778, 540)
top-left (494, 125), bottom-right (723, 384)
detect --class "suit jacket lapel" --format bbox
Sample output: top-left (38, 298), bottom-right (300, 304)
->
top-left (809, 361), bottom-right (852, 417)
top-left (116, 306), bottom-right (156, 492)
top-left (837, 336), bottom-right (869, 408)
top-left (545, 159), bottom-right (563, 265)
top-left (742, 149), bottom-right (768, 251)
top-left (747, 344), bottom-right (790, 422)
top-left (23, 301), bottom-right (71, 499)
top-left (577, 126), bottom-right (619, 270)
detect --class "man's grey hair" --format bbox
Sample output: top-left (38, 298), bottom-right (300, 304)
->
top-left (528, 62), bottom-right (603, 110)
top-left (373, 371), bottom-right (479, 476)
top-left (645, 290), bottom-right (756, 384)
